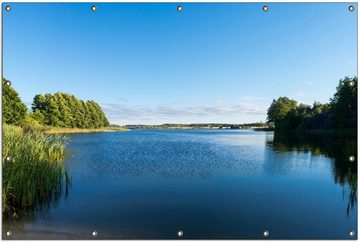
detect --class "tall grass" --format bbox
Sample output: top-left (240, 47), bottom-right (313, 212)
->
top-left (2, 124), bottom-right (69, 216)
top-left (45, 126), bottom-right (129, 134)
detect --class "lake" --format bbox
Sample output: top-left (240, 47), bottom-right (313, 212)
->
top-left (3, 130), bottom-right (357, 239)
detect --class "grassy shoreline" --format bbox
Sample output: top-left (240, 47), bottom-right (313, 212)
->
top-left (2, 124), bottom-right (129, 215)
top-left (45, 127), bottom-right (129, 134)
top-left (2, 124), bottom-right (68, 215)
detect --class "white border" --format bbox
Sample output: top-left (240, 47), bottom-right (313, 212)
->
top-left (0, 1), bottom-right (358, 242)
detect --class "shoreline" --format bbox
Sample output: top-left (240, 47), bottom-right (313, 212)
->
top-left (45, 127), bottom-right (129, 134)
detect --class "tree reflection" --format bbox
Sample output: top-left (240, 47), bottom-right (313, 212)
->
top-left (267, 131), bottom-right (357, 216)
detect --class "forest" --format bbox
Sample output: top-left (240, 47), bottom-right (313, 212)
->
top-left (267, 76), bottom-right (357, 135)
top-left (3, 78), bottom-right (109, 129)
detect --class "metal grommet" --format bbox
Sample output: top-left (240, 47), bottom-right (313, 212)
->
top-left (91, 6), bottom-right (97, 12)
top-left (177, 230), bottom-right (183, 237)
top-left (5, 80), bottom-right (11, 86)
top-left (263, 230), bottom-right (269, 238)
top-left (177, 5), bottom-right (183, 12)
top-left (349, 80), bottom-right (355, 87)
top-left (349, 5), bottom-right (355, 12)
top-left (349, 230), bottom-right (355, 237)
top-left (5, 5), bottom-right (11, 12)
top-left (349, 155), bottom-right (355, 162)
top-left (5, 156), bottom-right (11, 162)
top-left (6, 231), bottom-right (12, 237)
top-left (263, 5), bottom-right (269, 12)
top-left (92, 230), bottom-right (98, 237)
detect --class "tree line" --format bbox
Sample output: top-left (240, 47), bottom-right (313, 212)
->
top-left (124, 122), bottom-right (267, 130)
top-left (267, 77), bottom-right (357, 133)
top-left (2, 78), bottom-right (109, 128)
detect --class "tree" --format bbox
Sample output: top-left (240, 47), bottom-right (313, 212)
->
top-left (306, 102), bottom-right (331, 129)
top-left (312, 102), bottom-right (330, 115)
top-left (55, 93), bottom-right (73, 127)
top-left (330, 77), bottom-right (357, 129)
top-left (266, 76), bottom-right (357, 132)
top-left (2, 78), bottom-right (28, 124)
top-left (47, 96), bottom-right (62, 127)
top-left (87, 101), bottom-right (102, 128)
top-left (31, 92), bottom-right (110, 129)
top-left (32, 94), bottom-right (46, 113)
top-left (267, 97), bottom-right (297, 127)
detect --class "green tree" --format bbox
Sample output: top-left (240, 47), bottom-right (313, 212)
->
top-left (47, 95), bottom-right (62, 127)
top-left (306, 102), bottom-right (331, 129)
top-left (312, 101), bottom-right (330, 115)
top-left (2, 78), bottom-right (28, 124)
top-left (267, 97), bottom-right (297, 127)
top-left (330, 77), bottom-right (357, 129)
top-left (91, 101), bottom-right (109, 127)
top-left (267, 76), bottom-right (357, 132)
top-left (32, 94), bottom-right (46, 112)
top-left (31, 92), bottom-right (110, 129)
top-left (74, 97), bottom-right (87, 128)
top-left (31, 95), bottom-right (47, 124)
top-left (87, 101), bottom-right (102, 128)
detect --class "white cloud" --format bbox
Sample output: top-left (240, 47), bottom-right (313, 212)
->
top-left (100, 103), bottom-right (266, 125)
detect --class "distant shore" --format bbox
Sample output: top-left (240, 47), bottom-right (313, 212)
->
top-left (124, 123), bottom-right (269, 130)
top-left (126, 127), bottom-right (272, 131)
top-left (45, 127), bottom-right (129, 134)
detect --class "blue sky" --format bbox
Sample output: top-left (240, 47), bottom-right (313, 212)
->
top-left (3, 3), bottom-right (357, 124)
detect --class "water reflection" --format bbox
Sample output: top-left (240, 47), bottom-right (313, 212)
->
top-left (267, 131), bottom-right (357, 216)
top-left (3, 130), bottom-right (357, 239)
top-left (3, 174), bottom-right (69, 228)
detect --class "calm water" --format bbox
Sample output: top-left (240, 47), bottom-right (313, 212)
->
top-left (3, 130), bottom-right (357, 239)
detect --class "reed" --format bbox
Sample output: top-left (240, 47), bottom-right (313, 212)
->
top-left (45, 126), bottom-right (129, 134)
top-left (2, 124), bottom-right (69, 216)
